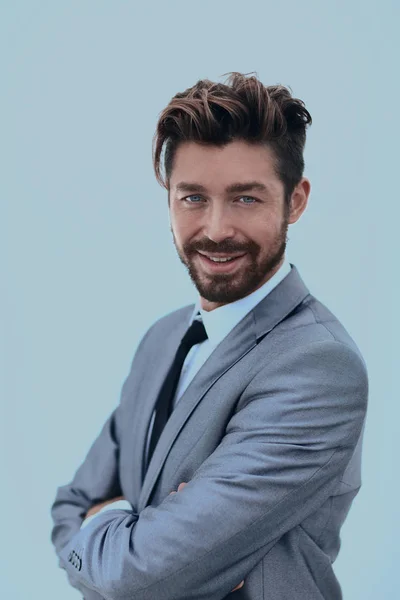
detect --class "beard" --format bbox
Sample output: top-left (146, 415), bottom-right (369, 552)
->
top-left (171, 216), bottom-right (289, 305)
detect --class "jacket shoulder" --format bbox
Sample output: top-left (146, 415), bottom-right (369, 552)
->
top-left (276, 294), bottom-right (367, 368)
top-left (137, 303), bottom-right (195, 349)
top-left (150, 303), bottom-right (195, 333)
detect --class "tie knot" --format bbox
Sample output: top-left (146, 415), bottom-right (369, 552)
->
top-left (181, 317), bottom-right (208, 350)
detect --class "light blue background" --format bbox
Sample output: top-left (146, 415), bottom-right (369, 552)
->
top-left (1, 1), bottom-right (398, 598)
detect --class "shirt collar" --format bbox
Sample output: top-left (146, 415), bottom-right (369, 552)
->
top-left (188, 256), bottom-right (292, 347)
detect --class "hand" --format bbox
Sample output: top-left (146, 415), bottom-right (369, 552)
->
top-left (169, 483), bottom-right (245, 594)
top-left (85, 495), bottom-right (126, 518)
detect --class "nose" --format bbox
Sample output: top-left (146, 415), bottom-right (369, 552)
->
top-left (203, 204), bottom-right (236, 243)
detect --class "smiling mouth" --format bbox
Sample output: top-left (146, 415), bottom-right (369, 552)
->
top-left (196, 251), bottom-right (247, 271)
top-left (197, 251), bottom-right (247, 260)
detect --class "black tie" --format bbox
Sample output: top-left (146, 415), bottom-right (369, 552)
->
top-left (146, 314), bottom-right (208, 470)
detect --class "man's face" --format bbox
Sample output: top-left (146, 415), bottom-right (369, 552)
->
top-left (168, 140), bottom-right (308, 311)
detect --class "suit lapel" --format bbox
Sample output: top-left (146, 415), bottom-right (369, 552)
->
top-left (133, 309), bottom-right (193, 493)
top-left (138, 264), bottom-right (310, 510)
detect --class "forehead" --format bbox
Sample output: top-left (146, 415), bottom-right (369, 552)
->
top-left (169, 140), bottom-right (280, 194)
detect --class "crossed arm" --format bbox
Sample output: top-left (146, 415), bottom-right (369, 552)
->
top-left (83, 483), bottom-right (244, 594)
top-left (51, 340), bottom-right (367, 600)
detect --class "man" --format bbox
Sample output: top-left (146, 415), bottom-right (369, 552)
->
top-left (51, 72), bottom-right (368, 600)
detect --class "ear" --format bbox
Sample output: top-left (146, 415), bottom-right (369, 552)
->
top-left (288, 178), bottom-right (311, 224)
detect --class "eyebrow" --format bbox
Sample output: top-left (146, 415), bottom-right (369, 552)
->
top-left (174, 181), bottom-right (271, 194)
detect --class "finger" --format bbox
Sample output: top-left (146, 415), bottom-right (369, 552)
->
top-left (231, 580), bottom-right (245, 592)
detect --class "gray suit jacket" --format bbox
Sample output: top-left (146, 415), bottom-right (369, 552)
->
top-left (50, 264), bottom-right (368, 600)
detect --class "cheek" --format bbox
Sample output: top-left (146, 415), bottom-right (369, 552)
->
top-left (170, 222), bottom-right (194, 255)
top-left (245, 220), bottom-right (271, 242)
top-left (172, 213), bottom-right (197, 239)
top-left (255, 213), bottom-right (284, 236)
top-left (247, 222), bottom-right (282, 254)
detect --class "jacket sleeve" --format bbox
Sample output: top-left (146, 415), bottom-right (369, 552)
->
top-left (50, 406), bottom-right (124, 599)
top-left (81, 499), bottom-right (133, 530)
top-left (58, 339), bottom-right (368, 600)
top-left (50, 326), bottom-right (153, 597)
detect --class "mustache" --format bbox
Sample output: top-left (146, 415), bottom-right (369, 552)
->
top-left (185, 241), bottom-right (257, 254)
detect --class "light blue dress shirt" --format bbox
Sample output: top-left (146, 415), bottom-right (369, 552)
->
top-left (81, 257), bottom-right (292, 528)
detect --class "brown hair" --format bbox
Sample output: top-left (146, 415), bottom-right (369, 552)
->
top-left (152, 71), bottom-right (312, 207)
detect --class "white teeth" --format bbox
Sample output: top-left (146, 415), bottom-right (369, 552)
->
top-left (208, 256), bottom-right (235, 262)
top-left (199, 252), bottom-right (244, 263)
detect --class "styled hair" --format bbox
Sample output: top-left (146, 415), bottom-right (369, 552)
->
top-left (152, 71), bottom-right (312, 207)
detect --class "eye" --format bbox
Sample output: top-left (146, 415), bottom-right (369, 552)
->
top-left (182, 195), bottom-right (203, 203)
top-left (238, 196), bottom-right (258, 204)
top-left (181, 195), bottom-right (259, 205)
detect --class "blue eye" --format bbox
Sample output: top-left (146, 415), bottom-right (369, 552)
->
top-left (183, 195), bottom-right (203, 203)
top-left (182, 195), bottom-right (258, 205)
top-left (240, 196), bottom-right (257, 204)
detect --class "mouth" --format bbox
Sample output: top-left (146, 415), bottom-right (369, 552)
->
top-left (196, 251), bottom-right (247, 273)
